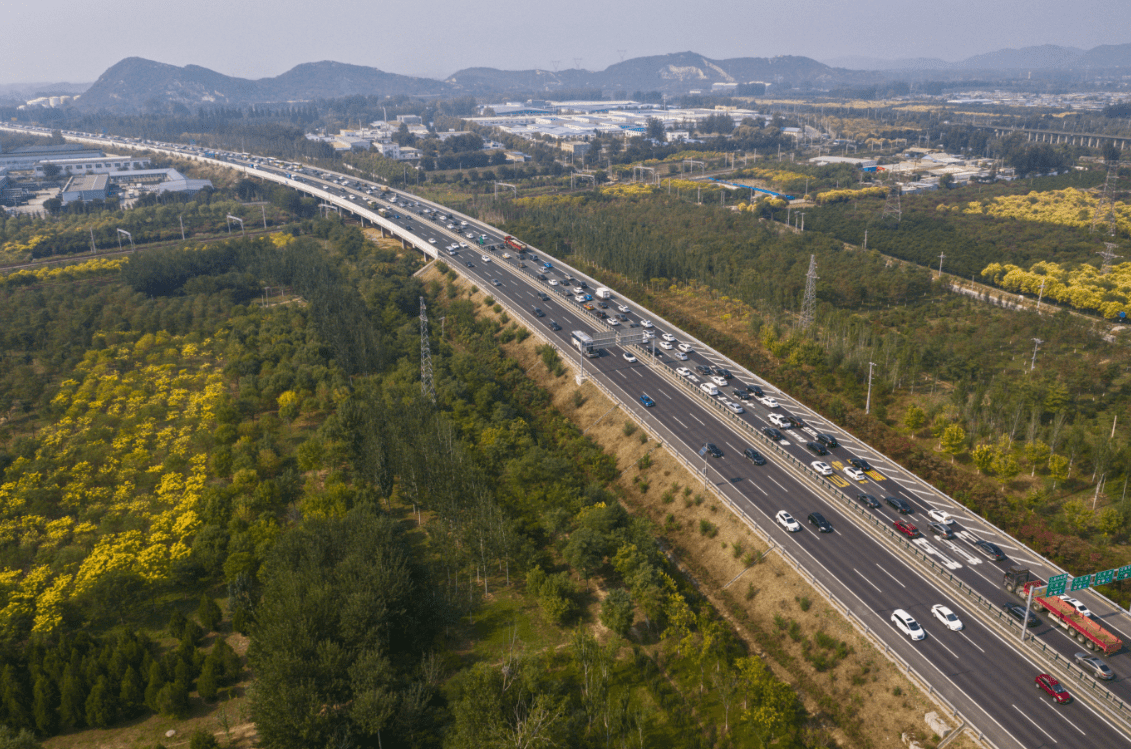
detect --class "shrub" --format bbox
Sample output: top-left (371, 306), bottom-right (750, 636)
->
top-left (731, 541), bottom-right (744, 559)
top-left (572, 389), bottom-right (585, 408)
top-left (796, 595), bottom-right (811, 612)
top-left (515, 328), bottom-right (530, 342)
top-left (622, 420), bottom-right (638, 436)
top-left (637, 453), bottom-right (652, 470)
top-left (600, 588), bottom-right (634, 637)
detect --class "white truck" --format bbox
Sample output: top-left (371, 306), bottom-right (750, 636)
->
top-left (595, 287), bottom-right (612, 300)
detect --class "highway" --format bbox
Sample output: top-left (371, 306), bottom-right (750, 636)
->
top-left (6, 124), bottom-right (1131, 747)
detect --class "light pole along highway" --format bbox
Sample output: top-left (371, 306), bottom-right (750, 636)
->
top-left (7, 123), bottom-right (1131, 748)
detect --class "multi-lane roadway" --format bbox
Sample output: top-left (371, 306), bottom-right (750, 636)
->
top-left (5, 124), bottom-right (1131, 747)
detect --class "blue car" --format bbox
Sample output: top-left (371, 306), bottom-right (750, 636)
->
top-left (543, 262), bottom-right (553, 270)
top-left (640, 394), bottom-right (655, 407)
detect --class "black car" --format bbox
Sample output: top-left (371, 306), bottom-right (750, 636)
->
top-left (808, 512), bottom-right (833, 533)
top-left (884, 496), bottom-right (912, 514)
top-left (578, 281), bottom-right (588, 289)
top-left (548, 320), bottom-right (562, 331)
top-left (743, 447), bottom-right (766, 465)
top-left (532, 307), bottom-right (545, 317)
top-left (974, 540), bottom-right (1006, 561)
top-left (711, 366), bottom-right (726, 376)
top-left (848, 456), bottom-right (872, 472)
top-left (732, 389), bottom-right (750, 401)
top-left (538, 292), bottom-right (550, 301)
top-left (785, 415), bottom-right (805, 429)
top-left (928, 522), bottom-right (955, 539)
top-left (537, 274), bottom-right (547, 280)
top-left (491, 279), bottom-right (502, 286)
top-left (466, 261), bottom-right (474, 267)
top-left (805, 441), bottom-right (829, 456)
top-left (762, 426), bottom-right (784, 441)
top-left (1002, 603), bottom-right (1040, 627)
top-left (597, 302), bottom-right (609, 309)
top-left (746, 384), bottom-right (764, 398)
top-left (719, 368), bottom-right (733, 379)
top-left (696, 365), bottom-right (712, 376)
top-left (704, 443), bottom-right (723, 458)
top-left (815, 433), bottom-right (839, 449)
top-left (856, 493), bottom-right (881, 508)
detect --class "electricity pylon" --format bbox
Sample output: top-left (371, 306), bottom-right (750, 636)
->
top-left (420, 297), bottom-right (435, 403)
top-left (800, 254), bottom-right (818, 330)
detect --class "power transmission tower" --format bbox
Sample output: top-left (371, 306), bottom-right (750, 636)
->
top-left (881, 180), bottom-right (902, 223)
top-left (799, 254), bottom-right (818, 330)
top-left (420, 297), bottom-right (436, 403)
top-left (550, 60), bottom-right (560, 72)
top-left (573, 57), bottom-right (583, 70)
top-left (1030, 338), bottom-right (1044, 372)
top-left (1091, 159), bottom-right (1119, 235)
top-left (616, 49), bottom-right (627, 62)
top-left (1098, 242), bottom-right (1123, 275)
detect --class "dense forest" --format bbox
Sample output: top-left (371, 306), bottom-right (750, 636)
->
top-left (498, 186), bottom-right (1131, 590)
top-left (0, 219), bottom-right (814, 747)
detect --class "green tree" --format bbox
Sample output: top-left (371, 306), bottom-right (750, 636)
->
top-left (197, 659), bottom-right (220, 702)
top-left (971, 444), bottom-right (995, 473)
top-left (1, 665), bottom-right (31, 731)
top-left (32, 674), bottom-right (58, 735)
top-left (84, 676), bottom-right (118, 728)
top-left (118, 665), bottom-right (144, 718)
top-left (1049, 454), bottom-right (1070, 488)
top-left (0, 727), bottom-right (41, 749)
top-left (992, 450), bottom-right (1020, 485)
top-left (156, 679), bottom-right (190, 719)
top-left (564, 526), bottom-right (606, 589)
top-left (600, 588), bottom-right (635, 637)
top-left (197, 594), bottom-right (222, 632)
top-left (646, 117), bottom-right (666, 141)
top-left (940, 424), bottom-right (967, 461)
top-left (143, 661), bottom-right (165, 713)
top-left (903, 405), bottom-right (926, 430)
top-left (189, 729), bottom-right (221, 749)
top-left (59, 665), bottom-right (86, 728)
top-left (1097, 506), bottom-right (1124, 541)
top-left (1024, 440), bottom-right (1051, 476)
top-left (1064, 498), bottom-right (1092, 534)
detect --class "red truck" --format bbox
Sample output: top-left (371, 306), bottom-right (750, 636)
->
top-left (1003, 567), bottom-right (1122, 655)
top-left (504, 235), bottom-right (526, 252)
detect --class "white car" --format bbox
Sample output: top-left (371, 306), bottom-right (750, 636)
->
top-left (725, 401), bottom-right (745, 414)
top-left (776, 511), bottom-right (801, 532)
top-left (466, 232), bottom-right (475, 239)
top-left (844, 467), bottom-right (867, 482)
top-left (1058, 596), bottom-right (1093, 618)
top-left (676, 367), bottom-right (692, 378)
top-left (428, 238), bottom-right (436, 244)
top-left (711, 376), bottom-right (727, 387)
top-left (548, 279), bottom-right (559, 286)
top-left (677, 343), bottom-right (693, 353)
top-left (673, 351), bottom-right (688, 361)
top-left (758, 396), bottom-right (780, 409)
top-left (891, 609), bottom-right (926, 641)
top-left (811, 461), bottom-right (833, 476)
top-left (623, 352), bottom-right (637, 363)
top-left (642, 330), bottom-right (655, 339)
top-left (608, 319), bottom-right (620, 326)
top-left (641, 320), bottom-right (654, 328)
top-left (927, 509), bottom-right (955, 525)
top-left (480, 255), bottom-right (491, 262)
top-left (662, 333), bottom-right (676, 342)
top-left (659, 340), bottom-right (674, 350)
top-left (460, 242), bottom-right (468, 248)
top-left (768, 413), bottom-right (792, 428)
top-left (618, 304), bottom-right (630, 313)
top-left (931, 604), bottom-right (964, 631)
top-left (574, 294), bottom-right (587, 303)
top-left (686, 374), bottom-right (700, 384)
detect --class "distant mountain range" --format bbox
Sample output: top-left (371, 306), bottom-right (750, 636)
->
top-left (823, 43), bottom-right (1131, 73)
top-left (60, 42), bottom-right (1131, 114)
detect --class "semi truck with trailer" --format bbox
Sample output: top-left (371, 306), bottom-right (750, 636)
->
top-left (1003, 567), bottom-right (1122, 655)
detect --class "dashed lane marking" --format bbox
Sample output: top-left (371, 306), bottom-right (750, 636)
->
top-left (875, 564), bottom-right (907, 588)
top-left (958, 631), bottom-right (985, 653)
top-left (853, 568), bottom-right (882, 593)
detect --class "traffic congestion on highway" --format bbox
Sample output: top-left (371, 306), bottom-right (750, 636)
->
top-left (6, 123), bottom-right (1131, 748)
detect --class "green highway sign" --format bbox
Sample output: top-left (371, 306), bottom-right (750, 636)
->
top-left (1095, 568), bottom-right (1116, 586)
top-left (1070, 573), bottom-right (1096, 592)
top-left (1117, 564), bottom-right (1131, 582)
top-left (1046, 573), bottom-right (1068, 597)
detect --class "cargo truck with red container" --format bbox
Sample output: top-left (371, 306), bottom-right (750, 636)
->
top-left (1003, 567), bottom-right (1122, 655)
top-left (504, 235), bottom-right (526, 252)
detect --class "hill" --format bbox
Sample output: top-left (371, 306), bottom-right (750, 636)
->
top-left (76, 57), bottom-right (453, 113)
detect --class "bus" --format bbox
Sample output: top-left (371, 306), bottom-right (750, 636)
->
top-left (572, 331), bottom-right (600, 358)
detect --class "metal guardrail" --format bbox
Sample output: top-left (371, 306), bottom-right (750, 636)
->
top-left (467, 275), bottom-right (995, 747)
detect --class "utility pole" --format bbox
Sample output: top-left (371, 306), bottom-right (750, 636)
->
top-left (261, 204), bottom-right (267, 229)
top-left (937, 251), bottom-right (946, 277)
top-left (865, 361), bottom-right (876, 415)
top-left (179, 214), bottom-right (185, 241)
top-left (1036, 278), bottom-right (1046, 311)
top-left (1030, 338), bottom-right (1044, 372)
top-left (799, 255), bottom-right (818, 330)
top-left (89, 227), bottom-right (96, 253)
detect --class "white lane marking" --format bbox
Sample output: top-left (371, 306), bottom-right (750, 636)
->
top-left (661, 391), bottom-right (672, 399)
top-left (911, 538), bottom-right (963, 570)
top-left (725, 441), bottom-right (740, 454)
top-left (875, 564), bottom-right (907, 589)
top-left (853, 568), bottom-right (882, 593)
top-left (1038, 698), bottom-right (1085, 735)
top-left (767, 475), bottom-right (788, 493)
top-left (942, 540), bottom-right (982, 566)
top-left (671, 416), bottom-right (689, 430)
top-left (1011, 705), bottom-right (1057, 744)
top-left (749, 481), bottom-right (768, 496)
top-left (632, 368), bottom-right (643, 377)
top-left (905, 487), bottom-right (934, 496)
top-left (932, 635), bottom-right (961, 660)
top-left (958, 631), bottom-right (985, 653)
top-left (615, 370), bottom-right (627, 379)
top-left (690, 414), bottom-right (705, 426)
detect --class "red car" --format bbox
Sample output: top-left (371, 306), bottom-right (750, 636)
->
top-left (893, 519), bottom-right (920, 539)
top-left (1036, 674), bottom-right (1071, 704)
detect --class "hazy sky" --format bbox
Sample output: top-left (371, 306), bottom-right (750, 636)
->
top-left (6, 0), bottom-right (1131, 85)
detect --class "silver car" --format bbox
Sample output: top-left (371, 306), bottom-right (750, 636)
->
top-left (1074, 652), bottom-right (1114, 680)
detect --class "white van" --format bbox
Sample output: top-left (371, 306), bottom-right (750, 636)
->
top-left (700, 382), bottom-right (719, 396)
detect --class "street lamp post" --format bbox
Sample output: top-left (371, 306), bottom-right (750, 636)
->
top-left (865, 361), bottom-right (876, 415)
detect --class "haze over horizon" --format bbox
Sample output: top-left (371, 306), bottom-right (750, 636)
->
top-left (7, 0), bottom-right (1131, 86)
